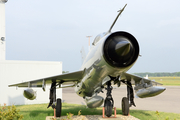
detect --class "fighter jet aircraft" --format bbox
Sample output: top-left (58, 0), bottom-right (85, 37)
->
top-left (9, 4), bottom-right (166, 117)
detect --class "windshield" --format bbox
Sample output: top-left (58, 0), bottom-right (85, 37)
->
top-left (92, 32), bottom-right (106, 45)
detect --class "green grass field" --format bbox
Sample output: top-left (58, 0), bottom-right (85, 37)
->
top-left (13, 103), bottom-right (180, 120)
top-left (149, 77), bottom-right (180, 86)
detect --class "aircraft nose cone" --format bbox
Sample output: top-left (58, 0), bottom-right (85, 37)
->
top-left (115, 41), bottom-right (131, 57)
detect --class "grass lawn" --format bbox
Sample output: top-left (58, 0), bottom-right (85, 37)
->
top-left (14, 103), bottom-right (180, 120)
top-left (149, 77), bottom-right (180, 86)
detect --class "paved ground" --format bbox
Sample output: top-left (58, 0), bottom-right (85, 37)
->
top-left (62, 86), bottom-right (180, 113)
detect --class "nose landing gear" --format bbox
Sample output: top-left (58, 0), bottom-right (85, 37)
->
top-left (104, 79), bottom-right (136, 117)
top-left (104, 81), bottom-right (114, 117)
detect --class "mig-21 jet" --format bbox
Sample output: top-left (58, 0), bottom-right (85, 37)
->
top-left (9, 4), bottom-right (166, 117)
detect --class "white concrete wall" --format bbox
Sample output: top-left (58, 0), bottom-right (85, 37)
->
top-left (0, 60), bottom-right (62, 106)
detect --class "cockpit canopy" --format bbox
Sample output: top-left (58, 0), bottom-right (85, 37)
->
top-left (92, 32), bottom-right (106, 45)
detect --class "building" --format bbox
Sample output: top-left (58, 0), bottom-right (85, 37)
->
top-left (0, 60), bottom-right (62, 105)
top-left (0, 0), bottom-right (62, 106)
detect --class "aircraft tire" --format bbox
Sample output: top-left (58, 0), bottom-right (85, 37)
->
top-left (105, 100), bottom-right (113, 117)
top-left (121, 97), bottom-right (129, 116)
top-left (56, 98), bottom-right (62, 117)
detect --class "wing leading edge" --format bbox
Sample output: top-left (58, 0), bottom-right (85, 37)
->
top-left (8, 70), bottom-right (85, 88)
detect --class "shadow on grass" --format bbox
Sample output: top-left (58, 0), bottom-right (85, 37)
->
top-left (22, 104), bottom-right (151, 116)
top-left (28, 105), bottom-right (151, 117)
top-left (20, 110), bottom-right (53, 117)
top-left (62, 105), bottom-right (102, 116)
top-left (24, 104), bottom-right (103, 117)
top-left (17, 103), bottom-right (162, 120)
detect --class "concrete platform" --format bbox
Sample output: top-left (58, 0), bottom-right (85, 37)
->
top-left (46, 115), bottom-right (140, 120)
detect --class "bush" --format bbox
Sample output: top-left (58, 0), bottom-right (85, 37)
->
top-left (0, 103), bottom-right (23, 120)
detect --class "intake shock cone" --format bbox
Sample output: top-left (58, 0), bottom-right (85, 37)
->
top-left (103, 31), bottom-right (139, 68)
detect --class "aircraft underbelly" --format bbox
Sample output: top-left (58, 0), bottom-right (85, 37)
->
top-left (75, 57), bottom-right (115, 97)
top-left (75, 68), bottom-right (104, 97)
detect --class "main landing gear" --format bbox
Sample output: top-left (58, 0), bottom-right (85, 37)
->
top-left (47, 82), bottom-right (62, 117)
top-left (121, 97), bottom-right (129, 115)
top-left (121, 80), bottom-right (136, 116)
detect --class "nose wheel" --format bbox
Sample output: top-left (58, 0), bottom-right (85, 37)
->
top-left (104, 98), bottom-right (113, 117)
top-left (104, 81), bottom-right (114, 117)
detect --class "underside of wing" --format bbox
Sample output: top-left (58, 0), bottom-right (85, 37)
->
top-left (121, 72), bottom-right (165, 98)
top-left (121, 72), bottom-right (162, 86)
top-left (9, 70), bottom-right (85, 88)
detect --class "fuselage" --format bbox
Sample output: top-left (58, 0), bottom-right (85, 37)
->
top-left (75, 31), bottom-right (139, 97)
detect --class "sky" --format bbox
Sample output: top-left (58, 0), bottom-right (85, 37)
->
top-left (5, 0), bottom-right (180, 73)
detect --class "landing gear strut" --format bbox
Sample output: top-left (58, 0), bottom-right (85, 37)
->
top-left (47, 82), bottom-right (62, 117)
top-left (104, 81), bottom-right (114, 117)
top-left (127, 81), bottom-right (136, 107)
top-left (121, 80), bottom-right (136, 116)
